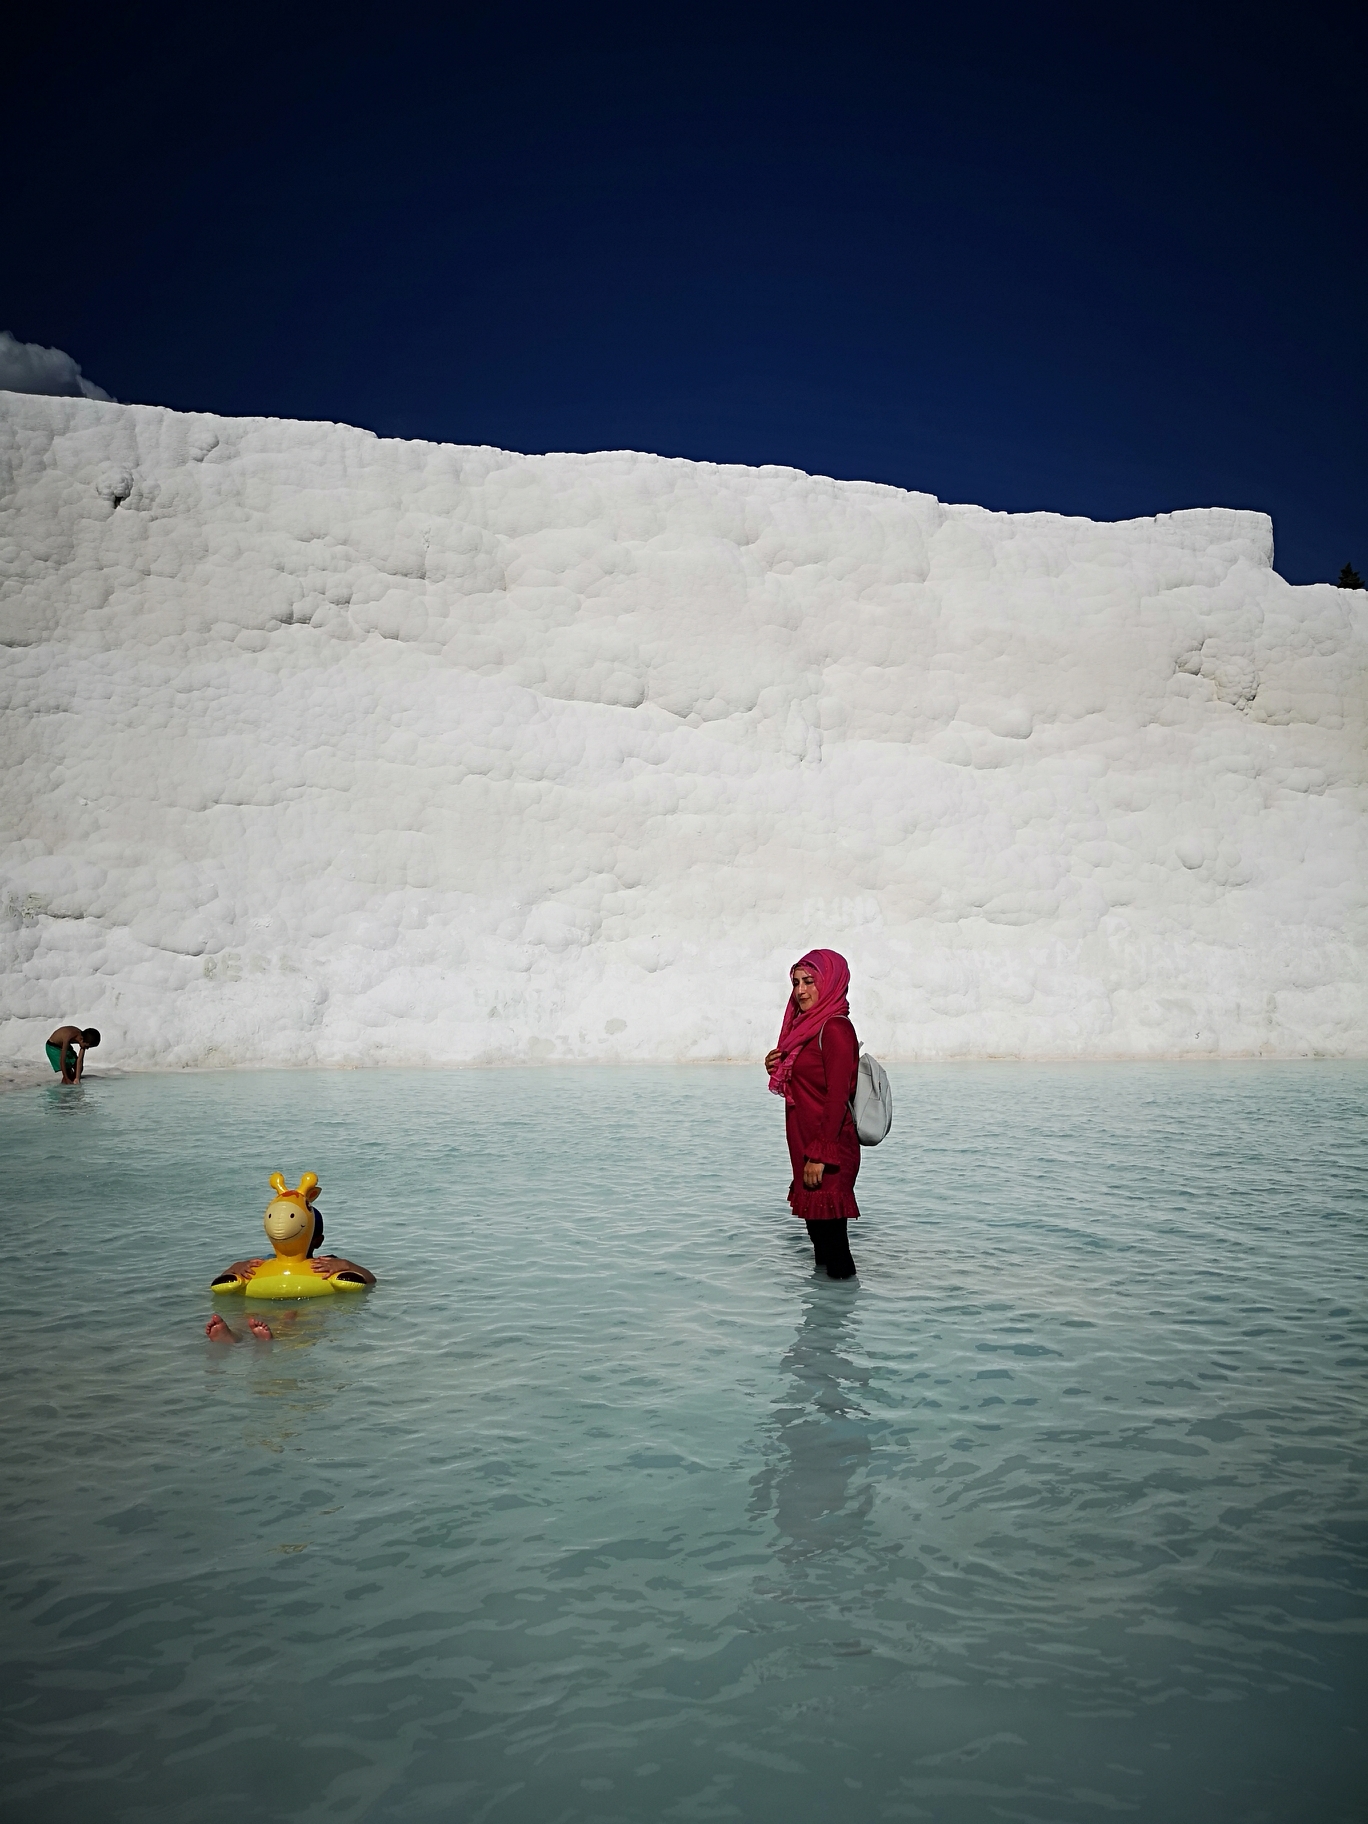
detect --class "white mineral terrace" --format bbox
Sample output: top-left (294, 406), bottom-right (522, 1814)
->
top-left (1, 390), bottom-right (1364, 1066)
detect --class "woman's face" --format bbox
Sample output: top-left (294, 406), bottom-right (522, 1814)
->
top-left (791, 967), bottom-right (819, 1014)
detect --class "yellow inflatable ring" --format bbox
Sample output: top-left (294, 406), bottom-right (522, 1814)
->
top-left (211, 1172), bottom-right (376, 1300)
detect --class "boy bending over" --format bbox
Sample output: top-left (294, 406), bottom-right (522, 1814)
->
top-left (46, 1026), bottom-right (100, 1083)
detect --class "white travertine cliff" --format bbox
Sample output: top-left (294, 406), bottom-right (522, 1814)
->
top-left (2, 391), bottom-right (1364, 1065)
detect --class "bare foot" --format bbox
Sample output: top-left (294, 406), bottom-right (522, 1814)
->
top-left (205, 1314), bottom-right (237, 1343)
top-left (247, 1315), bottom-right (274, 1341)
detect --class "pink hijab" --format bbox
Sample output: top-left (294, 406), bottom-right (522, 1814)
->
top-left (767, 948), bottom-right (851, 1104)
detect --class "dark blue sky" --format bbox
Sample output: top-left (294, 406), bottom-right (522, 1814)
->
top-left (7, 2), bottom-right (1364, 581)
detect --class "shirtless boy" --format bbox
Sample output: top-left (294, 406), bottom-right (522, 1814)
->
top-left (46, 1025), bottom-right (100, 1083)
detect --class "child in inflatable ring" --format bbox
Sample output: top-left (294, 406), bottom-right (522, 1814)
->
top-left (210, 1173), bottom-right (376, 1301)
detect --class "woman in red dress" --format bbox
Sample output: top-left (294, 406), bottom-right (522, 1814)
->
top-left (765, 948), bottom-right (861, 1279)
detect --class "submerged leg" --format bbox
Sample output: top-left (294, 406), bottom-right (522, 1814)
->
top-left (804, 1218), bottom-right (830, 1269)
top-left (825, 1218), bottom-right (857, 1280)
top-left (205, 1314), bottom-right (238, 1343)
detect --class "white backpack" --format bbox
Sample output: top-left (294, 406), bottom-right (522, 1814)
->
top-left (819, 1026), bottom-right (894, 1146)
top-left (850, 1052), bottom-right (894, 1145)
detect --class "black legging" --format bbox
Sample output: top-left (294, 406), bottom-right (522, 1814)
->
top-left (805, 1218), bottom-right (856, 1279)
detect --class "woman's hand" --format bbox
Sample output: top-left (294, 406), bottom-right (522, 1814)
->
top-left (803, 1159), bottom-right (825, 1190)
top-left (765, 1048), bottom-right (782, 1072)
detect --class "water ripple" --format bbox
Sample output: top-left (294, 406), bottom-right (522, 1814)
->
top-left (0, 1063), bottom-right (1365, 1822)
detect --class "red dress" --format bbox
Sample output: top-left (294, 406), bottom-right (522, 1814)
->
top-left (784, 1015), bottom-right (862, 1223)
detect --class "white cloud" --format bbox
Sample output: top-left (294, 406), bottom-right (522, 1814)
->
top-left (0, 329), bottom-right (112, 401)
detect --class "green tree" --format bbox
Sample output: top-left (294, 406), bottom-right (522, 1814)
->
top-left (1337, 563), bottom-right (1364, 589)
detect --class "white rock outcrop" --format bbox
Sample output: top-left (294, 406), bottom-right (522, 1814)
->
top-left (2, 391), bottom-right (1364, 1066)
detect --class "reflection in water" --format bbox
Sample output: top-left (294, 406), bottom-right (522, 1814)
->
top-left (751, 1288), bottom-right (873, 1564)
top-left (203, 1300), bottom-right (363, 1453)
top-left (45, 1083), bottom-right (92, 1116)
top-left (204, 1295), bottom-right (362, 1363)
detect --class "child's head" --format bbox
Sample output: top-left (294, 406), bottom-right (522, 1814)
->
top-left (82, 1029), bottom-right (101, 1048)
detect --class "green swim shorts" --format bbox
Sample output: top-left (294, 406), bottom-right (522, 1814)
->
top-left (46, 1040), bottom-right (72, 1074)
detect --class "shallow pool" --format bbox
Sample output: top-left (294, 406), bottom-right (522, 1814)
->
top-left (0, 1063), bottom-right (1365, 1823)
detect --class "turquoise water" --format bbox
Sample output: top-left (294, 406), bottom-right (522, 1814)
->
top-left (0, 1063), bottom-right (1365, 1823)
